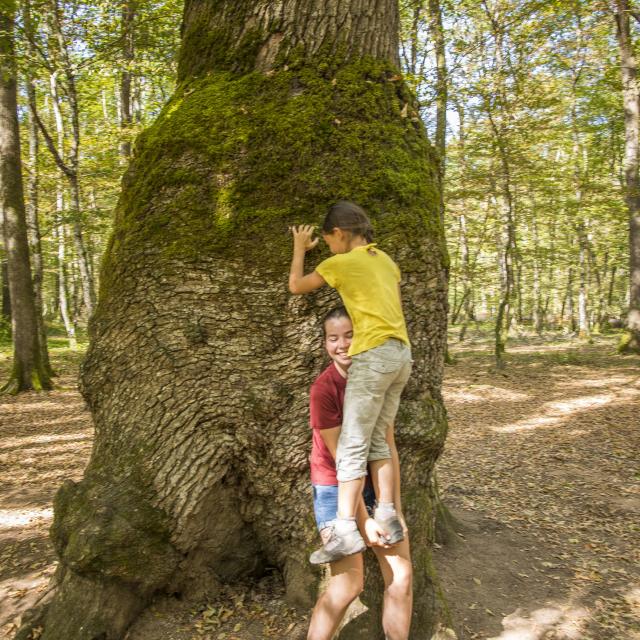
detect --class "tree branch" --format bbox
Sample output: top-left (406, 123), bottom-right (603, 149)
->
top-left (28, 97), bottom-right (73, 179)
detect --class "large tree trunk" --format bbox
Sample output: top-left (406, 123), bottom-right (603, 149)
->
top-left (0, 0), bottom-right (51, 393)
top-left (23, 2), bottom-right (448, 638)
top-left (613, 0), bottom-right (640, 353)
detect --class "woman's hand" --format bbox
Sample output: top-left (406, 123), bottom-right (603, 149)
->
top-left (290, 224), bottom-right (319, 253)
top-left (363, 518), bottom-right (392, 548)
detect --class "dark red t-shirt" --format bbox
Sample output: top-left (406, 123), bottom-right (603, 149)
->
top-left (309, 363), bottom-right (346, 485)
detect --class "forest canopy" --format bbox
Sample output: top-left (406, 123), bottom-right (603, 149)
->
top-left (1, 0), bottom-right (638, 354)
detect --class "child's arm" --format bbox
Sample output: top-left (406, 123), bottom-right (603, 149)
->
top-left (289, 225), bottom-right (326, 294)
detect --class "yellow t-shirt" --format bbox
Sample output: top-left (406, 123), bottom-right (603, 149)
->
top-left (315, 244), bottom-right (410, 356)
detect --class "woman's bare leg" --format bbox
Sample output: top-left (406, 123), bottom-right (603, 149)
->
top-left (372, 538), bottom-right (413, 640)
top-left (307, 549), bottom-right (364, 640)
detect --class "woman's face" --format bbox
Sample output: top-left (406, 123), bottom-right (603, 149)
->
top-left (324, 316), bottom-right (353, 371)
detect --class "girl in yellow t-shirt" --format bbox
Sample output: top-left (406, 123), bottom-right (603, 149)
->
top-left (289, 200), bottom-right (412, 565)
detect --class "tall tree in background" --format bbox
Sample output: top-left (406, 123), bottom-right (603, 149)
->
top-left (22, 0), bottom-right (55, 376)
top-left (30, 0), bottom-right (96, 318)
top-left (480, 1), bottom-right (518, 368)
top-left (428, 0), bottom-right (447, 220)
top-left (19, 1), bottom-right (448, 638)
top-left (0, 0), bottom-right (51, 393)
top-left (119, 0), bottom-right (135, 160)
top-left (613, 0), bottom-right (640, 353)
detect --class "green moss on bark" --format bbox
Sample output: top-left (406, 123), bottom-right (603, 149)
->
top-left (617, 329), bottom-right (640, 354)
top-left (101, 57), bottom-right (441, 303)
top-left (51, 476), bottom-right (180, 595)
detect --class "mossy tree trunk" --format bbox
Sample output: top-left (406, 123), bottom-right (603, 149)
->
top-left (24, 1), bottom-right (448, 638)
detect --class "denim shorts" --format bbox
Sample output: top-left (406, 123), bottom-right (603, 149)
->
top-left (312, 482), bottom-right (376, 531)
top-left (336, 338), bottom-right (412, 482)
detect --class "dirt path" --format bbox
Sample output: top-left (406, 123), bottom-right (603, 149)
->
top-left (436, 334), bottom-right (640, 640)
top-left (0, 335), bottom-right (638, 639)
top-left (0, 344), bottom-right (93, 638)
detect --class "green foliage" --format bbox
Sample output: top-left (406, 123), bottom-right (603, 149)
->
top-left (7, 0), bottom-right (634, 343)
top-left (0, 316), bottom-right (11, 345)
top-left (402, 0), bottom-right (630, 338)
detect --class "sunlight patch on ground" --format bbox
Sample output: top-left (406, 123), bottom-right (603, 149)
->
top-left (447, 385), bottom-right (531, 403)
top-left (492, 393), bottom-right (615, 434)
top-left (489, 604), bottom-right (590, 639)
top-left (443, 389), bottom-right (487, 403)
top-left (557, 375), bottom-right (638, 389)
top-left (0, 432), bottom-right (90, 452)
top-left (0, 508), bottom-right (53, 531)
top-left (506, 342), bottom-right (581, 354)
top-left (0, 399), bottom-right (82, 413)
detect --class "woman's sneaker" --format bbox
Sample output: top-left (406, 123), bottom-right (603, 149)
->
top-left (373, 507), bottom-right (405, 545)
top-left (309, 519), bottom-right (366, 564)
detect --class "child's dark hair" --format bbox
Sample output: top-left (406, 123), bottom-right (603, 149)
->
top-left (322, 306), bottom-right (351, 337)
top-left (322, 200), bottom-right (374, 243)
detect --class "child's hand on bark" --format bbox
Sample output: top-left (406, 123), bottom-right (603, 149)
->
top-left (290, 224), bottom-right (319, 253)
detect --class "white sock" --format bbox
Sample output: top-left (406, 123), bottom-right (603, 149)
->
top-left (334, 517), bottom-right (357, 533)
top-left (376, 502), bottom-right (397, 516)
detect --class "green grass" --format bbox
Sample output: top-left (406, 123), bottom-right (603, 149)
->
top-left (0, 323), bottom-right (88, 384)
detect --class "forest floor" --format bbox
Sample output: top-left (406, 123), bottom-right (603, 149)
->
top-left (0, 331), bottom-right (638, 640)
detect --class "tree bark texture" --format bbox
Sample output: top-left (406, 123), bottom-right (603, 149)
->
top-left (614, 0), bottom-right (640, 353)
top-left (178, 0), bottom-right (400, 80)
top-left (0, 0), bottom-right (51, 393)
top-left (27, 1), bottom-right (448, 638)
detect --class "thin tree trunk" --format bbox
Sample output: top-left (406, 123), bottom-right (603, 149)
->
top-left (577, 232), bottom-right (590, 339)
top-left (454, 100), bottom-right (474, 341)
top-left (426, 0), bottom-right (453, 363)
top-left (55, 186), bottom-right (75, 343)
top-left (119, 0), bottom-right (135, 160)
top-left (428, 0), bottom-right (446, 222)
top-left (593, 248), bottom-right (606, 331)
top-left (565, 267), bottom-right (576, 333)
top-left (482, 3), bottom-right (517, 368)
top-left (53, 210), bottom-right (76, 349)
top-left (457, 213), bottom-right (472, 340)
top-left (571, 70), bottom-right (590, 340)
top-left (23, 0), bottom-right (54, 377)
top-left (1, 257), bottom-right (10, 321)
top-left (494, 194), bottom-right (512, 368)
top-left (515, 259), bottom-right (523, 327)
top-left (544, 215), bottom-right (556, 328)
top-left (614, 0), bottom-right (640, 353)
top-left (532, 214), bottom-right (543, 334)
top-left (608, 264), bottom-right (618, 307)
top-left (0, 0), bottom-right (50, 393)
top-left (28, 1), bottom-right (95, 317)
